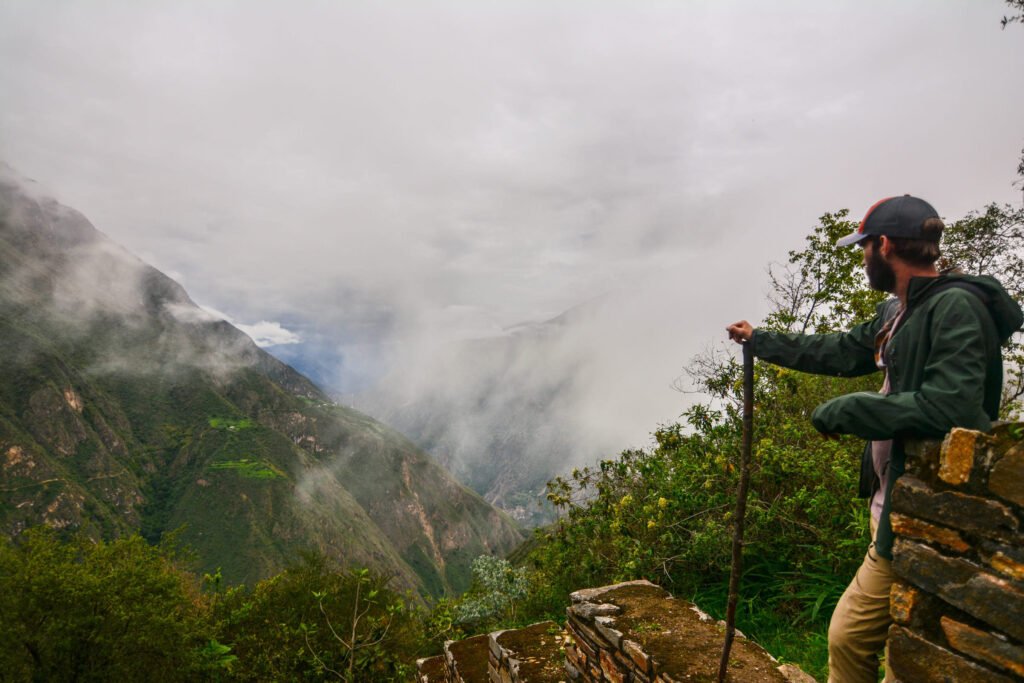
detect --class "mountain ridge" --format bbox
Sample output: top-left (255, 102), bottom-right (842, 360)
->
top-left (0, 168), bottom-right (522, 595)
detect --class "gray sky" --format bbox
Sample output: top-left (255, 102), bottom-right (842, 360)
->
top-left (3, 1), bottom-right (1023, 454)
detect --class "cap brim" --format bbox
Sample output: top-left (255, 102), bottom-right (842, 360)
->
top-left (836, 231), bottom-right (868, 247)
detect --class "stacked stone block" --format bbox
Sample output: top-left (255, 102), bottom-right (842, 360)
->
top-left (444, 633), bottom-right (491, 682)
top-left (563, 581), bottom-right (660, 682)
top-left (888, 425), bottom-right (1024, 682)
top-left (563, 579), bottom-right (807, 682)
top-left (417, 654), bottom-right (447, 683)
top-left (488, 620), bottom-right (567, 682)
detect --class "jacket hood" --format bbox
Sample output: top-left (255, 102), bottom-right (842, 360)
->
top-left (908, 273), bottom-right (1024, 343)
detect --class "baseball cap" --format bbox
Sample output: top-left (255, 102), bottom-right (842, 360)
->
top-left (836, 195), bottom-right (942, 247)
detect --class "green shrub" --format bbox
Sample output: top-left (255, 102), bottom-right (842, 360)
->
top-left (214, 553), bottom-right (424, 682)
top-left (0, 529), bottom-right (219, 682)
top-left (455, 556), bottom-right (531, 628)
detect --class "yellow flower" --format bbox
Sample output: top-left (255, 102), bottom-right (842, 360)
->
top-left (619, 494), bottom-right (633, 507)
top-left (658, 497), bottom-right (668, 509)
top-left (647, 520), bottom-right (657, 530)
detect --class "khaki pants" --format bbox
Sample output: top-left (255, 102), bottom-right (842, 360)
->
top-left (827, 519), bottom-right (895, 683)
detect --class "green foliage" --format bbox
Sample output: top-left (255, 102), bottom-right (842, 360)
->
top-left (214, 553), bottom-right (424, 682)
top-left (207, 458), bottom-right (285, 480)
top-left (764, 210), bottom-right (887, 334)
top-left (420, 596), bottom-right (466, 648)
top-left (0, 532), bottom-right (458, 682)
top-left (0, 528), bottom-right (218, 682)
top-left (208, 417), bottom-right (256, 430)
top-left (196, 639), bottom-right (239, 675)
top-left (455, 556), bottom-right (531, 627)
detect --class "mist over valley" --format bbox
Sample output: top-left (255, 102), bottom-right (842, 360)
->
top-left (0, 169), bottom-right (522, 595)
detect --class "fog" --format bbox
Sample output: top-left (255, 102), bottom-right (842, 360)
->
top-left (2, 1), bottom-right (1023, 500)
top-left (0, 166), bottom-right (271, 382)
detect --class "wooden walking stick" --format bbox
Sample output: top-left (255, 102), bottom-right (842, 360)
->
top-left (717, 340), bottom-right (754, 683)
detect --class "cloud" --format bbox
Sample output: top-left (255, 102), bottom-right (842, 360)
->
top-left (233, 321), bottom-right (302, 348)
top-left (2, 1), bottom-right (1023, 493)
top-left (192, 305), bottom-right (302, 348)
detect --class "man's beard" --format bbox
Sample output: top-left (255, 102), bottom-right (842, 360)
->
top-left (865, 246), bottom-right (896, 292)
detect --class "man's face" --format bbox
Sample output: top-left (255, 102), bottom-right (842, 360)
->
top-left (863, 238), bottom-right (896, 293)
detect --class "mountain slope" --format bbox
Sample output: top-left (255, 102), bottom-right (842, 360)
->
top-left (0, 169), bottom-right (522, 594)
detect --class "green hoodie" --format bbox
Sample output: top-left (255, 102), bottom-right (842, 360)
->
top-left (751, 273), bottom-right (1023, 559)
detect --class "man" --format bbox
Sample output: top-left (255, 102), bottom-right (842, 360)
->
top-left (726, 195), bottom-right (1023, 683)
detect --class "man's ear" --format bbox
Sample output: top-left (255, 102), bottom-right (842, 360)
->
top-left (878, 235), bottom-right (893, 257)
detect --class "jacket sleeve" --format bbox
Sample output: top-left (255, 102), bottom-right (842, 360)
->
top-left (811, 291), bottom-right (992, 439)
top-left (750, 311), bottom-right (884, 378)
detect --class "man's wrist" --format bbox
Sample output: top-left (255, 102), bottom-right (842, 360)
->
top-left (749, 328), bottom-right (761, 355)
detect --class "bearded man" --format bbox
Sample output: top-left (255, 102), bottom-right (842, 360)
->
top-left (726, 195), bottom-right (1023, 683)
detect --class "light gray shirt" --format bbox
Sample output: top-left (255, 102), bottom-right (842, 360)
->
top-left (870, 307), bottom-right (905, 521)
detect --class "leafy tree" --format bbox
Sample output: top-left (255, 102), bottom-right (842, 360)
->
top-left (763, 210), bottom-right (887, 334)
top-left (214, 552), bottom-right (423, 682)
top-left (0, 533), bottom-right (460, 682)
top-left (0, 529), bottom-right (219, 682)
top-left (455, 556), bottom-right (531, 627)
top-left (306, 569), bottom-right (405, 682)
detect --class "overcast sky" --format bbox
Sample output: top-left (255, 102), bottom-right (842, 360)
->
top-left (2, 1), bottom-right (1023, 452)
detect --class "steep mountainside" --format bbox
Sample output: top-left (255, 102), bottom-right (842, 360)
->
top-left (0, 169), bottom-right (522, 595)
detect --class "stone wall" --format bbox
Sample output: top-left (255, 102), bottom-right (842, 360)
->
top-left (888, 425), bottom-right (1024, 682)
top-left (421, 581), bottom-right (813, 682)
top-left (488, 620), bottom-right (565, 682)
top-left (563, 580), bottom-right (809, 683)
top-left (443, 634), bottom-right (490, 682)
